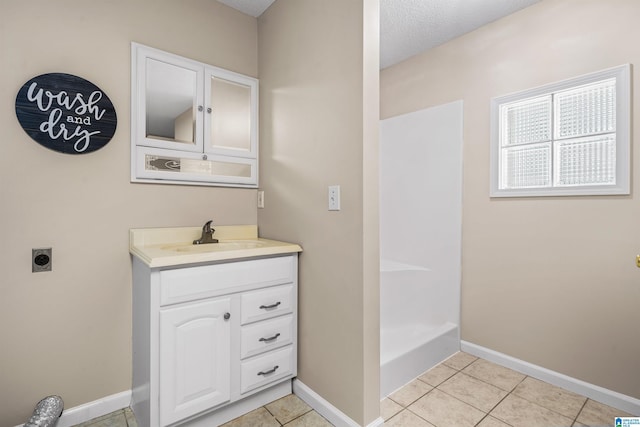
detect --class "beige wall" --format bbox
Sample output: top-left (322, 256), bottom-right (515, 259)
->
top-left (258, 0), bottom-right (380, 424)
top-left (0, 1), bottom-right (257, 425)
top-left (381, 0), bottom-right (640, 400)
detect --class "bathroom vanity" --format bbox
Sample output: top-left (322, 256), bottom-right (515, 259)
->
top-left (129, 226), bottom-right (301, 427)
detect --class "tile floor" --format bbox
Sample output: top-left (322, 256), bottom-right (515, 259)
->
top-left (74, 352), bottom-right (637, 427)
top-left (381, 352), bottom-right (638, 427)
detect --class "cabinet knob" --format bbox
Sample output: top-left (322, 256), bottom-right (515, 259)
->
top-left (198, 105), bottom-right (203, 112)
top-left (224, 312), bottom-right (230, 320)
top-left (207, 107), bottom-right (212, 114)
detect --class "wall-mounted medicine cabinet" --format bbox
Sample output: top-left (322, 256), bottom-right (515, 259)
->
top-left (131, 43), bottom-right (258, 187)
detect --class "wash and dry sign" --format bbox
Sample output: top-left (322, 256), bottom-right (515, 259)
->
top-left (15, 73), bottom-right (117, 154)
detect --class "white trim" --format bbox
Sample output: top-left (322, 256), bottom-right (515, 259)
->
top-left (293, 379), bottom-right (384, 427)
top-left (461, 341), bottom-right (640, 415)
top-left (15, 390), bottom-right (132, 427)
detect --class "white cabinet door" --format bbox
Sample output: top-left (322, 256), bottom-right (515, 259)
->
top-left (159, 297), bottom-right (231, 426)
top-left (204, 66), bottom-right (258, 159)
top-left (134, 45), bottom-right (204, 153)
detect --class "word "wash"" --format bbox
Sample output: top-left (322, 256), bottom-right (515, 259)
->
top-left (26, 82), bottom-right (106, 152)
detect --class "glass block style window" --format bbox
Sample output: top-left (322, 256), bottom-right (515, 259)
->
top-left (490, 65), bottom-right (630, 197)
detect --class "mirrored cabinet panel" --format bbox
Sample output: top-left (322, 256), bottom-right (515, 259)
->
top-left (206, 73), bottom-right (256, 156)
top-left (131, 43), bottom-right (258, 188)
top-left (146, 58), bottom-right (198, 145)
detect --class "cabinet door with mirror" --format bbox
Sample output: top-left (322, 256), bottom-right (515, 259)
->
top-left (131, 43), bottom-right (258, 187)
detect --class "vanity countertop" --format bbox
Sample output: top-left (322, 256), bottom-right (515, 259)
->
top-left (130, 225), bottom-right (302, 268)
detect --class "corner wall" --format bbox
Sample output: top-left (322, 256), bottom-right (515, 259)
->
top-left (0, 1), bottom-right (258, 425)
top-left (381, 0), bottom-right (640, 400)
top-left (257, 0), bottom-right (380, 424)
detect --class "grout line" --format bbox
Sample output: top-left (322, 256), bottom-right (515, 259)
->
top-left (509, 375), bottom-right (589, 422)
top-left (573, 398), bottom-right (589, 425)
top-left (405, 406), bottom-right (435, 426)
top-left (479, 382), bottom-right (516, 427)
top-left (387, 384), bottom-right (434, 409)
top-left (281, 407), bottom-right (316, 426)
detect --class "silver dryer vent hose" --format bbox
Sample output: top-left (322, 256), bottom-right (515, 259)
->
top-left (24, 395), bottom-right (64, 427)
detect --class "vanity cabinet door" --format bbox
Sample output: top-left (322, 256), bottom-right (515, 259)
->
top-left (159, 297), bottom-right (231, 426)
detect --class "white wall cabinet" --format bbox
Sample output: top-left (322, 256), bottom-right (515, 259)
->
top-left (132, 254), bottom-right (298, 427)
top-left (131, 43), bottom-right (258, 187)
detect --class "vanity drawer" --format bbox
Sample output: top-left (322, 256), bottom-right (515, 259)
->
top-left (241, 314), bottom-right (293, 359)
top-left (160, 256), bottom-right (294, 306)
top-left (240, 346), bottom-right (293, 394)
top-left (240, 284), bottom-right (293, 324)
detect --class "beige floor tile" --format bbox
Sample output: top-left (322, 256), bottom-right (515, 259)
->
top-left (512, 377), bottom-right (586, 419)
top-left (265, 394), bottom-right (312, 424)
top-left (384, 409), bottom-right (435, 427)
top-left (388, 379), bottom-right (433, 407)
top-left (124, 407), bottom-right (138, 427)
top-left (442, 352), bottom-right (478, 370)
top-left (575, 399), bottom-right (633, 426)
top-left (408, 388), bottom-right (486, 427)
top-left (418, 363), bottom-right (458, 387)
top-left (476, 415), bottom-right (513, 427)
top-left (77, 411), bottom-right (128, 427)
top-left (490, 394), bottom-right (574, 427)
top-left (438, 372), bottom-right (508, 412)
top-left (572, 422), bottom-right (587, 427)
top-left (221, 407), bottom-right (280, 427)
top-left (462, 359), bottom-right (526, 391)
top-left (381, 398), bottom-right (404, 420)
top-left (284, 410), bottom-right (334, 426)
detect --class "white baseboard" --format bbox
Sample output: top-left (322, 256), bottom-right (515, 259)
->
top-left (293, 379), bottom-right (384, 427)
top-left (461, 341), bottom-right (640, 415)
top-left (15, 390), bottom-right (132, 427)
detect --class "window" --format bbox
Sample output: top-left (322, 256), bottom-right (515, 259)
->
top-left (490, 64), bottom-right (630, 197)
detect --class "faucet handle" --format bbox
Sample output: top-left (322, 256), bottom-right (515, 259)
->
top-left (203, 220), bottom-right (213, 233)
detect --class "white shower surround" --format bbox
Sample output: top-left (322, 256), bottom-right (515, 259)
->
top-left (379, 101), bottom-right (464, 398)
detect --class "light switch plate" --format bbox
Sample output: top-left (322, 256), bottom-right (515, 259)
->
top-left (257, 190), bottom-right (264, 209)
top-left (328, 185), bottom-right (340, 211)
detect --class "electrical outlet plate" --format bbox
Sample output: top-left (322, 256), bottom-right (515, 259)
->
top-left (32, 248), bottom-right (52, 272)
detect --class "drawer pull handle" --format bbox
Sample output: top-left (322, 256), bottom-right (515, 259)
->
top-left (259, 301), bottom-right (281, 310)
top-left (223, 312), bottom-right (230, 320)
top-left (257, 365), bottom-right (279, 376)
top-left (259, 333), bottom-right (281, 343)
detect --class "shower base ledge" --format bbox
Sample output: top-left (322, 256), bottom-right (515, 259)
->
top-left (380, 322), bottom-right (459, 399)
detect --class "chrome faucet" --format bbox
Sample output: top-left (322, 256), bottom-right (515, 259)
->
top-left (193, 220), bottom-right (219, 245)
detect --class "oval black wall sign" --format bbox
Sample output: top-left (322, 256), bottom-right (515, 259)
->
top-left (15, 73), bottom-right (117, 154)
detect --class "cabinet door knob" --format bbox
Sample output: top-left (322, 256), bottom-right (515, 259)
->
top-left (223, 312), bottom-right (230, 320)
top-left (207, 107), bottom-right (212, 114)
top-left (198, 105), bottom-right (203, 112)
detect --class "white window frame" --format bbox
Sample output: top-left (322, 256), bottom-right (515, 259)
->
top-left (490, 64), bottom-right (631, 197)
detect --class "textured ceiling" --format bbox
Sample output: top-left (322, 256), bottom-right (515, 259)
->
top-left (217, 0), bottom-right (274, 18)
top-left (217, 0), bottom-right (541, 69)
